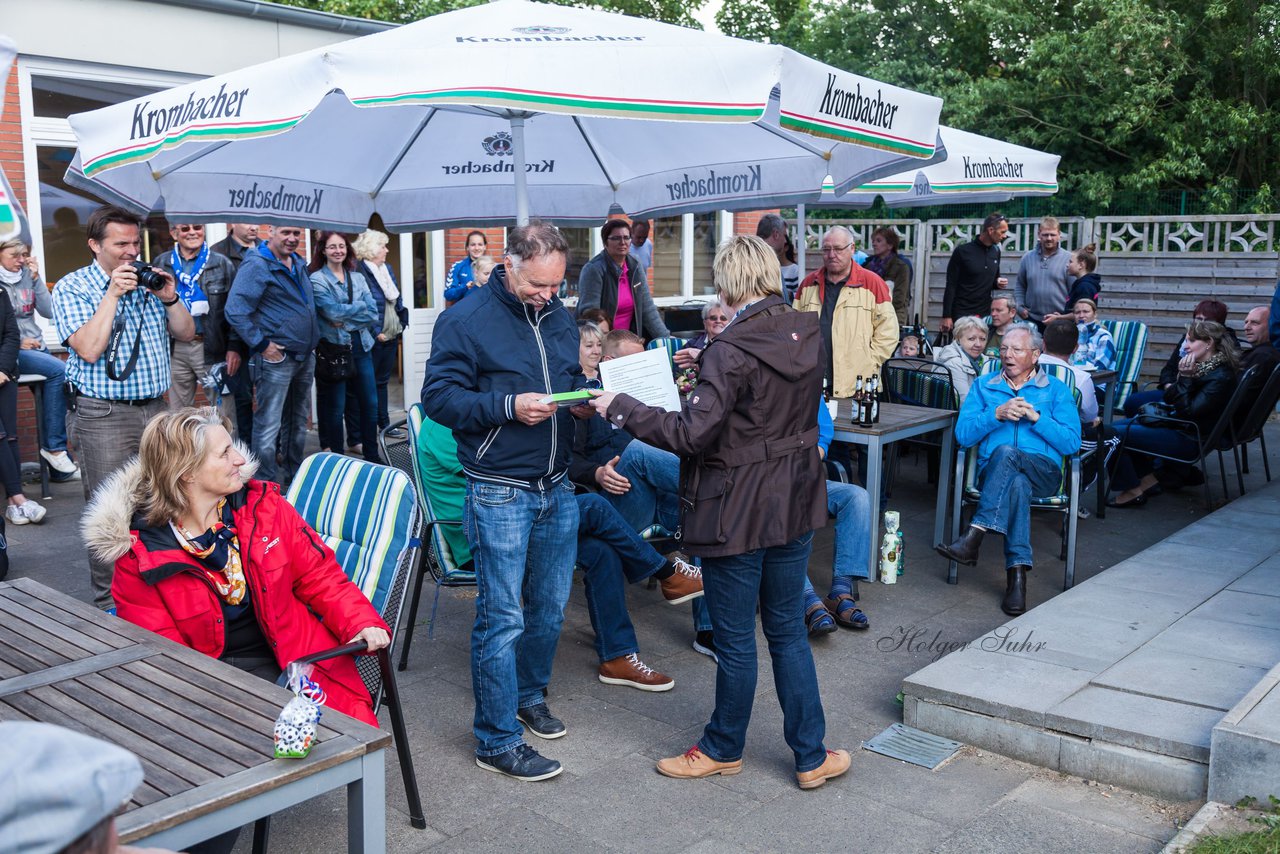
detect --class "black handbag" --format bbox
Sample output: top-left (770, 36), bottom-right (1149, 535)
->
top-left (1134, 400), bottom-right (1177, 427)
top-left (315, 273), bottom-right (357, 383)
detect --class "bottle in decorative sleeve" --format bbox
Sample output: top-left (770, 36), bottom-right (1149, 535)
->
top-left (880, 510), bottom-right (901, 584)
top-left (869, 375), bottom-right (881, 423)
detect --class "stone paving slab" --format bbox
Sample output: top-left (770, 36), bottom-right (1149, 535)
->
top-left (903, 477), bottom-right (1280, 800)
top-left (1209, 662), bottom-right (1280, 804)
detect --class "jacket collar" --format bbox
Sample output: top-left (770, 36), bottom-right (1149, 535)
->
top-left (982, 366), bottom-right (1050, 391)
top-left (135, 486), bottom-right (256, 586)
top-left (490, 265), bottom-right (563, 320)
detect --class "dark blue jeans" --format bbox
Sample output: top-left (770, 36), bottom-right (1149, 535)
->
top-left (698, 531), bottom-right (828, 773)
top-left (465, 478), bottom-right (579, 757)
top-left (576, 493), bottom-right (666, 662)
top-left (1109, 417), bottom-right (1200, 491)
top-left (971, 446), bottom-right (1063, 569)
top-left (316, 341), bottom-right (380, 463)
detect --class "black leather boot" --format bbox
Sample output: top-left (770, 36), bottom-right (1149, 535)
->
top-left (1002, 565), bottom-right (1028, 616)
top-left (935, 526), bottom-right (984, 566)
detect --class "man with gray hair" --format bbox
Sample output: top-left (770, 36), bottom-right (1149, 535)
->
top-left (755, 213), bottom-right (799, 299)
top-left (985, 292), bottom-right (1023, 358)
top-left (936, 325), bottom-right (1080, 616)
top-left (422, 220), bottom-right (583, 782)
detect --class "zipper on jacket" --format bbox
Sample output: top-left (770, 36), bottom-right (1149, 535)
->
top-left (527, 304), bottom-right (557, 483)
top-left (477, 425), bottom-right (503, 461)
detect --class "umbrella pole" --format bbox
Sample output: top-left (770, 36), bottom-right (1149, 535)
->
top-left (509, 114), bottom-right (530, 226)
top-left (796, 203), bottom-right (806, 282)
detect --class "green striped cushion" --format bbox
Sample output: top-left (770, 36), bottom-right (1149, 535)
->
top-left (1101, 320), bottom-right (1148, 411)
top-left (962, 446), bottom-right (1070, 506)
top-left (286, 452), bottom-right (418, 614)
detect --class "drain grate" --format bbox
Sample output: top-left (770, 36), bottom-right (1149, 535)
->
top-left (862, 723), bottom-right (963, 769)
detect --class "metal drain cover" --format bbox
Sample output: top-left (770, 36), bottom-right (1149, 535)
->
top-left (863, 723), bottom-right (963, 769)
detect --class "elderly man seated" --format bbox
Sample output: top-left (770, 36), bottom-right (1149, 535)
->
top-left (935, 326), bottom-right (1081, 615)
top-left (984, 292), bottom-right (1022, 359)
top-left (1242, 305), bottom-right (1280, 393)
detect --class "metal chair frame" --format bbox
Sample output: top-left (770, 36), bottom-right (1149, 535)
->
top-left (1229, 362), bottom-right (1280, 488)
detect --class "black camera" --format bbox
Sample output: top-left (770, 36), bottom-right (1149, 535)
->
top-left (129, 260), bottom-right (166, 291)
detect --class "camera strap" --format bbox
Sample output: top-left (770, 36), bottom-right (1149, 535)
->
top-left (105, 301), bottom-right (145, 382)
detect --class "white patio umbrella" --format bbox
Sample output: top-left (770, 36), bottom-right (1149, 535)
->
top-left (64, 0), bottom-right (943, 231)
top-left (0, 37), bottom-right (28, 243)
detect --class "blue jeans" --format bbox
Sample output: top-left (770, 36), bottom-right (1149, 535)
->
top-left (370, 338), bottom-right (399, 431)
top-left (607, 440), bottom-right (711, 632)
top-left (802, 480), bottom-right (872, 599)
top-left (251, 353), bottom-right (314, 484)
top-left (465, 478), bottom-right (579, 757)
top-left (576, 493), bottom-right (666, 662)
top-left (17, 348), bottom-right (68, 452)
top-left (317, 342), bottom-right (380, 463)
top-left (1109, 417), bottom-right (1200, 491)
top-left (699, 531), bottom-right (827, 772)
top-left (971, 445), bottom-right (1063, 569)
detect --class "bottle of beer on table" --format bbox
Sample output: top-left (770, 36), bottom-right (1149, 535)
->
top-left (869, 374), bottom-right (880, 423)
top-left (853, 375), bottom-right (865, 424)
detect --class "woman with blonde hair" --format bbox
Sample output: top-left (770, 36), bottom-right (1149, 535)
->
top-left (85, 407), bottom-right (389, 719)
top-left (352, 229), bottom-right (409, 433)
top-left (589, 235), bottom-right (850, 790)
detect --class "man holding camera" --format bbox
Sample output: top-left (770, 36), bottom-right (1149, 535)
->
top-left (53, 205), bottom-right (194, 611)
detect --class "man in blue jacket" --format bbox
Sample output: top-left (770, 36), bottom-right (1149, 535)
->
top-left (936, 325), bottom-right (1081, 615)
top-left (225, 225), bottom-right (319, 485)
top-left (422, 221), bottom-right (582, 782)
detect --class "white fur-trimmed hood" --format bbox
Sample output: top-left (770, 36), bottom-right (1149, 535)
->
top-left (81, 441), bottom-right (259, 565)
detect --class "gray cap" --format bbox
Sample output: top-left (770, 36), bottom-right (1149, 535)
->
top-left (0, 721), bottom-right (144, 854)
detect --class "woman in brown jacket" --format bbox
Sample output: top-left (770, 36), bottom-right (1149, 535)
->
top-left (590, 235), bottom-right (850, 790)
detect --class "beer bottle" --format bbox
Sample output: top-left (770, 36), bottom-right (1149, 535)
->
top-left (869, 374), bottom-right (880, 423)
top-left (853, 375), bottom-right (865, 424)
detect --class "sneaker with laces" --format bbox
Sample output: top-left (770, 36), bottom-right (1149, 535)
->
top-left (656, 746), bottom-right (742, 779)
top-left (5, 501), bottom-right (46, 526)
top-left (598, 653), bottom-right (674, 692)
top-left (659, 556), bottom-right (704, 605)
top-left (39, 449), bottom-right (78, 475)
top-left (692, 631), bottom-right (718, 662)
top-left (516, 702), bottom-right (566, 739)
top-left (476, 743), bottom-right (563, 781)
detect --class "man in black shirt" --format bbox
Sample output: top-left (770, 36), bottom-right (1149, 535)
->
top-left (211, 223), bottom-right (260, 440)
top-left (941, 212), bottom-right (1009, 334)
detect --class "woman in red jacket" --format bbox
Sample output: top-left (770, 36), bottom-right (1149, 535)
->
top-left (83, 407), bottom-right (389, 726)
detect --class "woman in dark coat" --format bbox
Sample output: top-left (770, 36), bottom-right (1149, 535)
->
top-left (1107, 320), bottom-right (1239, 507)
top-left (589, 235), bottom-right (849, 790)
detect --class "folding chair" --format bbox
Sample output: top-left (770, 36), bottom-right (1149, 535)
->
top-left (1119, 366), bottom-right (1258, 508)
top-left (879, 357), bottom-right (959, 492)
top-left (1101, 320), bottom-right (1148, 412)
top-left (249, 453), bottom-right (427, 852)
top-left (947, 443), bottom-right (1082, 590)
top-left (1231, 363), bottom-right (1280, 487)
top-left (382, 404), bottom-right (476, 671)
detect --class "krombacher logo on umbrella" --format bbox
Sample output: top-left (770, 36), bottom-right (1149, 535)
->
top-left (665, 165), bottom-right (762, 201)
top-left (129, 83), bottom-right (250, 140)
top-left (817, 74), bottom-right (899, 130)
top-left (962, 156), bottom-right (1026, 179)
top-left (226, 181), bottom-right (323, 215)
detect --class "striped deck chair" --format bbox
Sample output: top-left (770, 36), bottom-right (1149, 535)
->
top-left (646, 336), bottom-right (687, 375)
top-left (1101, 319), bottom-right (1148, 411)
top-left (277, 452), bottom-right (426, 836)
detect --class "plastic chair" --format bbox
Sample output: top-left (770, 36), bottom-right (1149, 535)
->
top-left (281, 452), bottom-right (426, 831)
top-left (1100, 320), bottom-right (1148, 412)
top-left (1230, 362), bottom-right (1280, 487)
top-left (1118, 365), bottom-right (1257, 508)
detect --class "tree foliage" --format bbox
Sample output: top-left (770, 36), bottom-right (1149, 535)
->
top-left (281, 0), bottom-right (1278, 212)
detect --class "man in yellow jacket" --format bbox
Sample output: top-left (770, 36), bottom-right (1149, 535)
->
top-left (793, 226), bottom-right (899, 398)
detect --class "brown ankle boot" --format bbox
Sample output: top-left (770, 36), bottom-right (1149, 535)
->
top-left (936, 526), bottom-right (984, 566)
top-left (1002, 565), bottom-right (1028, 615)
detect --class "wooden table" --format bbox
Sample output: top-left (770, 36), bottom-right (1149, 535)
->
top-left (0, 578), bottom-right (391, 852)
top-left (1090, 368), bottom-right (1118, 517)
top-left (831, 401), bottom-right (958, 578)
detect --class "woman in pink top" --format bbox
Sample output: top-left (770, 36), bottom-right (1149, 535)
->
top-left (576, 219), bottom-right (670, 341)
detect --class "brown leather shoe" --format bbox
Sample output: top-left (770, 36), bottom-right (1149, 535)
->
top-left (659, 555), bottom-right (704, 605)
top-left (935, 526), bottom-right (985, 566)
top-left (796, 749), bottom-right (852, 790)
top-left (598, 653), bottom-right (675, 692)
top-left (656, 746), bottom-right (742, 779)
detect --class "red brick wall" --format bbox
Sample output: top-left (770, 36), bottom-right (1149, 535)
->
top-left (734, 211), bottom-right (773, 237)
top-left (442, 227), bottom-right (507, 269)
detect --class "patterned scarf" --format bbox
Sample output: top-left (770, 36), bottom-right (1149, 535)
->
top-left (1194, 352), bottom-right (1228, 378)
top-left (171, 243), bottom-right (210, 318)
top-left (172, 499), bottom-right (246, 605)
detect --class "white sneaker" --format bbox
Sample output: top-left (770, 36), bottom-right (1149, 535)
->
top-left (40, 449), bottom-right (78, 475)
top-left (6, 501), bottom-right (46, 525)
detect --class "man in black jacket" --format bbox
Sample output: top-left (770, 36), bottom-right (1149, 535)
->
top-left (422, 221), bottom-right (582, 782)
top-left (941, 212), bottom-right (1009, 334)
